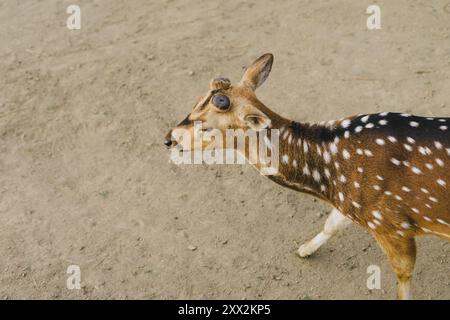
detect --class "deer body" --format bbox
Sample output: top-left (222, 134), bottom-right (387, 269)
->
top-left (165, 54), bottom-right (450, 299)
top-left (261, 114), bottom-right (450, 299)
top-left (265, 115), bottom-right (450, 242)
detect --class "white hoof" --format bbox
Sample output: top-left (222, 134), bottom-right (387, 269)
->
top-left (297, 243), bottom-right (317, 258)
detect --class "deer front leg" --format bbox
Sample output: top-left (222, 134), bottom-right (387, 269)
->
top-left (298, 208), bottom-right (351, 258)
top-left (373, 233), bottom-right (416, 300)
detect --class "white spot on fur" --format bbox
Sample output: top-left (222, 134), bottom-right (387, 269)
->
top-left (387, 136), bottom-right (397, 143)
top-left (400, 222), bottom-right (410, 229)
top-left (434, 141), bottom-right (443, 149)
top-left (352, 201), bottom-right (361, 208)
top-left (411, 167), bottom-right (422, 174)
top-left (372, 210), bottom-right (382, 220)
top-left (406, 137), bottom-right (415, 144)
top-left (302, 141), bottom-right (309, 153)
top-left (316, 145), bottom-right (322, 156)
top-left (342, 149), bottom-right (350, 159)
top-left (312, 169), bottom-right (321, 182)
top-left (329, 143), bottom-right (338, 154)
top-left (396, 230), bottom-right (405, 237)
top-left (341, 119), bottom-right (351, 128)
top-left (303, 164), bottom-right (310, 176)
top-left (418, 146), bottom-right (432, 155)
top-left (435, 158), bottom-right (444, 167)
top-left (323, 151), bottom-right (331, 163)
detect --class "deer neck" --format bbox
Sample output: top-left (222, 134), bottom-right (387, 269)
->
top-left (250, 117), bottom-right (338, 203)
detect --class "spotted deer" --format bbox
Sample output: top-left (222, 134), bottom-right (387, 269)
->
top-left (164, 53), bottom-right (450, 299)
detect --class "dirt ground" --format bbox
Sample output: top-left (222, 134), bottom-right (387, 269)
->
top-left (0, 0), bottom-right (449, 299)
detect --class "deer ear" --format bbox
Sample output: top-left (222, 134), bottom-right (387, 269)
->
top-left (240, 53), bottom-right (273, 90)
top-left (243, 113), bottom-right (271, 131)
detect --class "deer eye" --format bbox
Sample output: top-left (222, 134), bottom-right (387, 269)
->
top-left (211, 95), bottom-right (230, 111)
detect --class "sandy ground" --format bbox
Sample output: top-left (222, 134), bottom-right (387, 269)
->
top-left (0, 0), bottom-right (449, 299)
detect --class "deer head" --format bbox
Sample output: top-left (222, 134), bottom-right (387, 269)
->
top-left (164, 53), bottom-right (282, 152)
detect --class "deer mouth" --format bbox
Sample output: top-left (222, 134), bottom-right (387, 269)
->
top-left (170, 143), bottom-right (187, 153)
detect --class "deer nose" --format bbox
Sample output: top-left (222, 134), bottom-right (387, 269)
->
top-left (164, 130), bottom-right (174, 148)
top-left (164, 139), bottom-right (172, 147)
